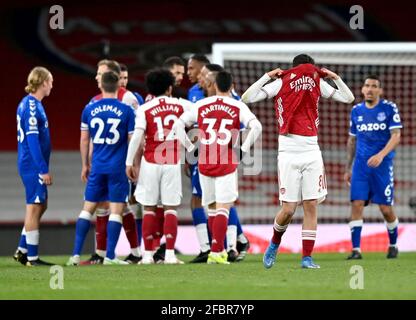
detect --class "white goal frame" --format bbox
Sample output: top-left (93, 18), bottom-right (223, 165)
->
top-left (212, 42), bottom-right (416, 66)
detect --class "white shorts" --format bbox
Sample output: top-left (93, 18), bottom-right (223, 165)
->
top-left (199, 171), bottom-right (238, 206)
top-left (277, 149), bottom-right (327, 203)
top-left (135, 157), bottom-right (182, 206)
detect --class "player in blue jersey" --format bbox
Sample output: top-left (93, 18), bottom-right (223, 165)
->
top-left (14, 67), bottom-right (54, 266)
top-left (80, 60), bottom-right (141, 265)
top-left (345, 75), bottom-right (402, 259)
top-left (186, 55), bottom-right (211, 262)
top-left (187, 54), bottom-right (210, 103)
top-left (66, 71), bottom-right (135, 265)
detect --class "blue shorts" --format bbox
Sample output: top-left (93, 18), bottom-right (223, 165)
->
top-left (351, 157), bottom-right (395, 205)
top-left (191, 164), bottom-right (202, 198)
top-left (129, 181), bottom-right (137, 200)
top-left (84, 171), bottom-right (129, 203)
top-left (20, 173), bottom-right (48, 204)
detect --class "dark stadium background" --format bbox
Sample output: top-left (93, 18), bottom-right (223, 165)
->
top-left (0, 0), bottom-right (414, 255)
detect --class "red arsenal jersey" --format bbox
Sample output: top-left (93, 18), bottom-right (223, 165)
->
top-left (136, 96), bottom-right (186, 164)
top-left (185, 96), bottom-right (256, 177)
top-left (93, 87), bottom-right (128, 102)
top-left (274, 64), bottom-right (327, 136)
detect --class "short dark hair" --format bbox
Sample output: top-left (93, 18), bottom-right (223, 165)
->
top-left (364, 74), bottom-right (382, 87)
top-left (101, 71), bottom-right (119, 93)
top-left (163, 56), bottom-right (185, 69)
top-left (215, 71), bottom-right (233, 92)
top-left (205, 64), bottom-right (224, 72)
top-left (292, 54), bottom-right (315, 67)
top-left (119, 63), bottom-right (128, 72)
top-left (189, 54), bottom-right (210, 65)
top-left (145, 69), bottom-right (175, 96)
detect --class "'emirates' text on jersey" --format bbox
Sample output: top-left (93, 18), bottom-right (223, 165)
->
top-left (135, 96), bottom-right (187, 164)
top-left (17, 95), bottom-right (51, 175)
top-left (349, 99), bottom-right (403, 160)
top-left (274, 64), bottom-right (327, 136)
top-left (81, 98), bottom-right (135, 173)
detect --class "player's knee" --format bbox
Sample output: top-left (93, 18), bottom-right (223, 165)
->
top-left (280, 207), bottom-right (296, 218)
top-left (379, 205), bottom-right (394, 217)
top-left (352, 201), bottom-right (365, 210)
top-left (191, 195), bottom-right (202, 210)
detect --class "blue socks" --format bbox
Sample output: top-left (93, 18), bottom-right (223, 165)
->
top-left (192, 207), bottom-right (207, 225)
top-left (18, 227), bottom-right (27, 253)
top-left (73, 211), bottom-right (92, 256)
top-left (387, 218), bottom-right (399, 246)
top-left (349, 220), bottom-right (363, 250)
top-left (106, 214), bottom-right (123, 260)
top-left (136, 218), bottom-right (142, 246)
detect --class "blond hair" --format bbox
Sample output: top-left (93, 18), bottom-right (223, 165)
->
top-left (97, 59), bottom-right (121, 75)
top-left (25, 67), bottom-right (51, 93)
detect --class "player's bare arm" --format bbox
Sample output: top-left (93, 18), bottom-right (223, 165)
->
top-left (80, 130), bottom-right (90, 182)
top-left (321, 67), bottom-right (339, 80)
top-left (344, 135), bottom-right (356, 185)
top-left (367, 129), bottom-right (401, 168)
top-left (267, 67), bottom-right (284, 79)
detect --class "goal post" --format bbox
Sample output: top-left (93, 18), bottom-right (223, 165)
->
top-left (212, 42), bottom-right (416, 223)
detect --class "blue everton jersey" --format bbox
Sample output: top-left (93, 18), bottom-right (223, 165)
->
top-left (17, 95), bottom-right (51, 175)
top-left (349, 99), bottom-right (403, 160)
top-left (81, 98), bottom-right (135, 174)
top-left (188, 84), bottom-right (205, 103)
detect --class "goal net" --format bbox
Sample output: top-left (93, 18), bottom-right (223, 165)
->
top-left (212, 42), bottom-right (416, 224)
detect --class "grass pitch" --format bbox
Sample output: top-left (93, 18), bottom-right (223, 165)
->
top-left (0, 253), bottom-right (415, 299)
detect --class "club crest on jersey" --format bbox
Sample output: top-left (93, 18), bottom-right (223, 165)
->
top-left (377, 112), bottom-right (386, 121)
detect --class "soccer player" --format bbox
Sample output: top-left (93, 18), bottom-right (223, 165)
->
top-left (67, 71), bottom-right (135, 265)
top-left (82, 60), bottom-right (141, 265)
top-left (242, 54), bottom-right (355, 269)
top-left (145, 56), bottom-right (187, 102)
top-left (344, 75), bottom-right (402, 259)
top-left (202, 65), bottom-right (251, 262)
top-left (187, 57), bottom-right (216, 263)
top-left (119, 63), bottom-right (145, 105)
top-left (163, 56), bottom-right (186, 87)
top-left (119, 62), bottom-right (145, 263)
top-left (142, 57), bottom-right (187, 262)
top-left (14, 66), bottom-right (54, 266)
top-left (187, 54), bottom-right (210, 102)
top-left (125, 69), bottom-right (187, 264)
top-left (174, 71), bottom-right (262, 264)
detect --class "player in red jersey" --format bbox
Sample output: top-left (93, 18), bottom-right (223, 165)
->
top-left (143, 57), bottom-right (187, 262)
top-left (174, 71), bottom-right (262, 264)
top-left (242, 54), bottom-right (355, 269)
top-left (78, 59), bottom-right (141, 265)
top-left (126, 69), bottom-right (188, 264)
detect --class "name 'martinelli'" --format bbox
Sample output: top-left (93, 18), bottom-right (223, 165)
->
top-left (200, 104), bottom-right (238, 118)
